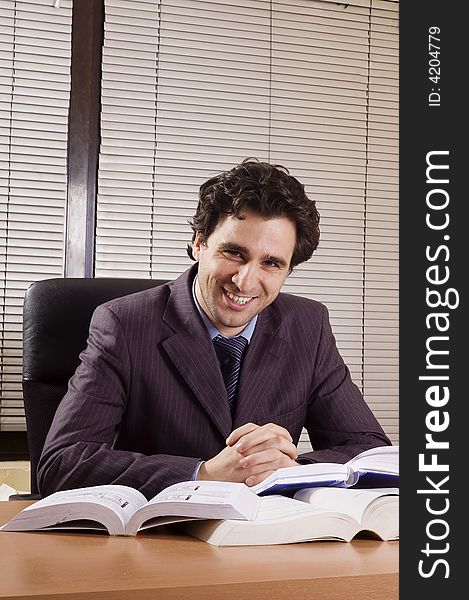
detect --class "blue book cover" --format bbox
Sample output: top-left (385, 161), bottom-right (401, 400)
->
top-left (252, 445), bottom-right (399, 497)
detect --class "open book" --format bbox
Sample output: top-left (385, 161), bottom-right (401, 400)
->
top-left (251, 445), bottom-right (399, 496)
top-left (179, 487), bottom-right (399, 546)
top-left (1, 480), bottom-right (260, 536)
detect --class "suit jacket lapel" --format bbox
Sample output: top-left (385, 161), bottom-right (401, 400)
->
top-left (161, 266), bottom-right (232, 439)
top-left (234, 305), bottom-right (287, 427)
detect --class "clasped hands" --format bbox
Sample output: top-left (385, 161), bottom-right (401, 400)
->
top-left (197, 422), bottom-right (298, 487)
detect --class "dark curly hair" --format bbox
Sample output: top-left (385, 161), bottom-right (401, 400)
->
top-left (187, 158), bottom-right (320, 269)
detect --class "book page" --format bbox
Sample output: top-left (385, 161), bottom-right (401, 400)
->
top-left (147, 481), bottom-right (246, 508)
top-left (25, 485), bottom-right (146, 516)
top-left (294, 487), bottom-right (398, 523)
top-left (253, 495), bottom-right (319, 521)
top-left (348, 445), bottom-right (399, 474)
top-left (180, 495), bottom-right (359, 546)
top-left (1, 485), bottom-right (150, 535)
top-left (361, 492), bottom-right (399, 540)
top-left (126, 481), bottom-right (260, 535)
top-left (145, 481), bottom-right (259, 519)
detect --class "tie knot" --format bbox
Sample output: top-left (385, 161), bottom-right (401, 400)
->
top-left (213, 335), bottom-right (248, 363)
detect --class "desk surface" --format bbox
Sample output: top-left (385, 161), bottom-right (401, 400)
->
top-left (0, 500), bottom-right (398, 600)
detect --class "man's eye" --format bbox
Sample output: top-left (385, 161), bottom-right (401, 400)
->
top-left (263, 260), bottom-right (279, 268)
top-left (223, 250), bottom-right (242, 258)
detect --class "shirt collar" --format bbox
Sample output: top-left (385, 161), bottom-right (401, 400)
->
top-left (192, 275), bottom-right (257, 342)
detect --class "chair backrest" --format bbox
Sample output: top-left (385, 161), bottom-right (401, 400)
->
top-left (22, 277), bottom-right (167, 495)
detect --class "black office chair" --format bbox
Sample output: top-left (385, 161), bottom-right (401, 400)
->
top-left (15, 277), bottom-right (167, 499)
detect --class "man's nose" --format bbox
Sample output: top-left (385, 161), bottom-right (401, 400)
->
top-left (232, 264), bottom-right (258, 293)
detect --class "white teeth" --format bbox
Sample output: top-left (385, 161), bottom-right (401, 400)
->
top-left (226, 291), bottom-right (252, 305)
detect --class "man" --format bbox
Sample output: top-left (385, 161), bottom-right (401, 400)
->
top-left (38, 159), bottom-right (391, 499)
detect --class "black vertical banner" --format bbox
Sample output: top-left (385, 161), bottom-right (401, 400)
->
top-left (400, 2), bottom-right (464, 598)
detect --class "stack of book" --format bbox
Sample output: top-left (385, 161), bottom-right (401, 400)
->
top-left (1, 445), bottom-right (399, 546)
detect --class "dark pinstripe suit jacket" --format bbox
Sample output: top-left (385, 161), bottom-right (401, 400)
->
top-left (38, 265), bottom-right (391, 499)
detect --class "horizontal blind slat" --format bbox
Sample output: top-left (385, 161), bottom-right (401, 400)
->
top-left (1, 0), bottom-right (71, 431)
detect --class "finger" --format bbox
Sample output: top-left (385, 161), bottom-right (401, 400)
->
top-left (226, 422), bottom-right (259, 446)
top-left (199, 445), bottom-right (254, 482)
top-left (243, 454), bottom-right (298, 487)
top-left (234, 423), bottom-right (293, 453)
top-left (245, 470), bottom-right (276, 487)
top-left (244, 459), bottom-right (298, 487)
top-left (238, 437), bottom-right (298, 461)
top-left (239, 448), bottom-right (296, 471)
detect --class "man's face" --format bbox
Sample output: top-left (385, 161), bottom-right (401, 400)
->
top-left (193, 210), bottom-right (296, 336)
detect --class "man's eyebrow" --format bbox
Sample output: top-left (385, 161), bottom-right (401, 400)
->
top-left (263, 254), bottom-right (288, 268)
top-left (218, 242), bottom-right (248, 253)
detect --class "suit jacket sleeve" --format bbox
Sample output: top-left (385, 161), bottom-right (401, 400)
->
top-left (37, 304), bottom-right (200, 500)
top-left (296, 304), bottom-right (391, 464)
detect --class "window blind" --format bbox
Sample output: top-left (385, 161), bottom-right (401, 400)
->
top-left (96, 0), bottom-right (161, 277)
top-left (0, 0), bottom-right (72, 431)
top-left (364, 0), bottom-right (398, 441)
top-left (96, 0), bottom-right (399, 448)
top-left (269, 0), bottom-right (370, 449)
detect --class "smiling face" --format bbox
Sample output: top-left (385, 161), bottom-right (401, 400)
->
top-left (192, 210), bottom-right (296, 336)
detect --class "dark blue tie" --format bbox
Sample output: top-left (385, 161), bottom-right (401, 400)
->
top-left (213, 335), bottom-right (248, 413)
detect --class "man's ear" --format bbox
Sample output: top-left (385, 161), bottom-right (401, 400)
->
top-left (192, 233), bottom-right (203, 260)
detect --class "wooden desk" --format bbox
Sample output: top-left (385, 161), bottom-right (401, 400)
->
top-left (0, 501), bottom-right (398, 600)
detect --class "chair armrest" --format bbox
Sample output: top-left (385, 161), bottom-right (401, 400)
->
top-left (8, 493), bottom-right (42, 501)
